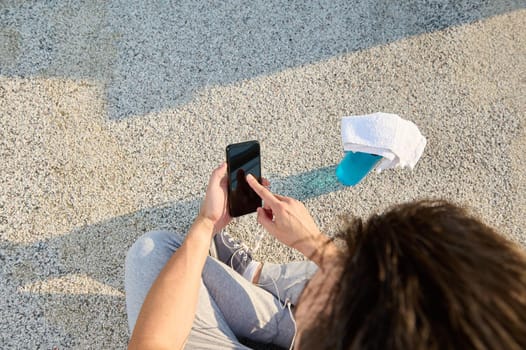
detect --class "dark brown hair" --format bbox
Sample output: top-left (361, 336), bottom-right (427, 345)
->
top-left (299, 200), bottom-right (526, 350)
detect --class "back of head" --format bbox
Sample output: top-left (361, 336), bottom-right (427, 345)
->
top-left (299, 200), bottom-right (526, 350)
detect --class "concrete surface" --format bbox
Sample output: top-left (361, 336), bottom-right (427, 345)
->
top-left (1, 0), bottom-right (525, 348)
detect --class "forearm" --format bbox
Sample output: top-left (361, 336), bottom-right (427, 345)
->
top-left (128, 217), bottom-right (214, 350)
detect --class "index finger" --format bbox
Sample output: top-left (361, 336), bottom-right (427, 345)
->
top-left (246, 174), bottom-right (280, 207)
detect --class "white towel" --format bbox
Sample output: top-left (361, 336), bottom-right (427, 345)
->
top-left (341, 112), bottom-right (426, 172)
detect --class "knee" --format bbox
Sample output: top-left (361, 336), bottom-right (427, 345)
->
top-left (125, 230), bottom-right (184, 268)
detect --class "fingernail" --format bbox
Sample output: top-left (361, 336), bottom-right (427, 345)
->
top-left (247, 174), bottom-right (254, 180)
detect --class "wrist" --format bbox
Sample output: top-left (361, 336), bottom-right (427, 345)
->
top-left (193, 215), bottom-right (215, 237)
top-left (298, 234), bottom-right (340, 267)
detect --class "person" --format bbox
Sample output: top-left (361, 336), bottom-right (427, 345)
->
top-left (125, 163), bottom-right (526, 349)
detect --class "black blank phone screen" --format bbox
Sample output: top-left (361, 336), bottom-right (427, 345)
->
top-left (226, 141), bottom-right (261, 217)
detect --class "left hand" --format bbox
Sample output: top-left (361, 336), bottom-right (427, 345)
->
top-left (198, 163), bottom-right (231, 235)
top-left (198, 163), bottom-right (270, 236)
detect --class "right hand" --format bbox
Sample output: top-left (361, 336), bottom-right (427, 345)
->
top-left (246, 174), bottom-right (329, 262)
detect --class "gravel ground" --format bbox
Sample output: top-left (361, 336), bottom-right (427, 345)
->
top-left (1, 1), bottom-right (525, 348)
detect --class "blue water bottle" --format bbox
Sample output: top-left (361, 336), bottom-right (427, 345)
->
top-left (335, 151), bottom-right (382, 186)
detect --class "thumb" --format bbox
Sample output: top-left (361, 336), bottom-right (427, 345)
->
top-left (257, 207), bottom-right (275, 233)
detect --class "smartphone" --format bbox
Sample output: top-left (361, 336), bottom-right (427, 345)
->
top-left (226, 141), bottom-right (262, 217)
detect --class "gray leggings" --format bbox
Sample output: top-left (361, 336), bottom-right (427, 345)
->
top-left (125, 230), bottom-right (317, 349)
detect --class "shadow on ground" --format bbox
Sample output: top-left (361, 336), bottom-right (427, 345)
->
top-left (0, 0), bottom-right (523, 119)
